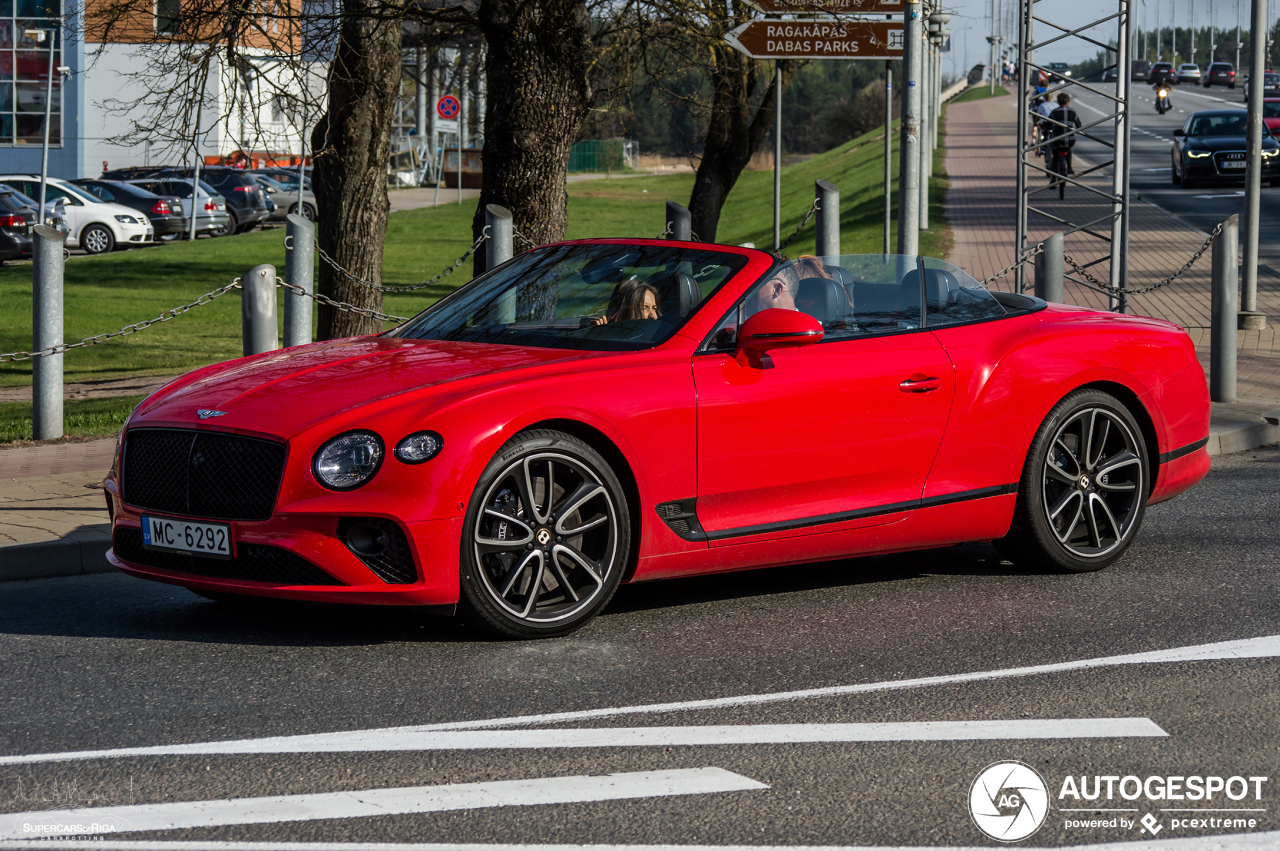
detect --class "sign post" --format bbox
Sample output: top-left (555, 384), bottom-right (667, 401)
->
top-left (726, 15), bottom-right (905, 252)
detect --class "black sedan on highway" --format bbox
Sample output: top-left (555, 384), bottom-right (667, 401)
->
top-left (1172, 109), bottom-right (1280, 189)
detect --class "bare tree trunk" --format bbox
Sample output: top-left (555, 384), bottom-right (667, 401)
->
top-left (471, 0), bottom-right (593, 272)
top-left (311, 0), bottom-right (402, 340)
top-left (688, 48), bottom-right (789, 244)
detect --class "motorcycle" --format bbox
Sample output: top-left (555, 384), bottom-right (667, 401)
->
top-left (1156, 87), bottom-right (1171, 114)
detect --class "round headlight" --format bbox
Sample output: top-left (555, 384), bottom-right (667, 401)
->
top-left (395, 431), bottom-right (443, 464)
top-left (313, 431), bottom-right (384, 490)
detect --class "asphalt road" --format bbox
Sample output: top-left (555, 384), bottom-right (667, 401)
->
top-left (0, 445), bottom-right (1278, 848)
top-left (1067, 80), bottom-right (1280, 265)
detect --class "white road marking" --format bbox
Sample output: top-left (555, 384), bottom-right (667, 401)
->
top-left (6, 634), bottom-right (1277, 766)
top-left (0, 720), bottom-right (1167, 764)
top-left (0, 768), bottom-right (766, 840)
top-left (1193, 192), bottom-right (1247, 199)
top-left (2, 831), bottom-right (1280, 850)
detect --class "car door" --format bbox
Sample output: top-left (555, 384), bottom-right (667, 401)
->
top-left (16, 180), bottom-right (84, 242)
top-left (692, 256), bottom-right (955, 546)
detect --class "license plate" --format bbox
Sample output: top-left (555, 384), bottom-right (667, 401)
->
top-left (1222, 161), bottom-right (1247, 169)
top-left (141, 515), bottom-right (232, 559)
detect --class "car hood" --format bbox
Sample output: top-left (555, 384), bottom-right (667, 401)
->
top-left (1182, 135), bottom-right (1278, 152)
top-left (132, 337), bottom-right (605, 438)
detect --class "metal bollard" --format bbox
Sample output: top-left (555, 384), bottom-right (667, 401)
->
top-left (485, 204), bottom-right (513, 269)
top-left (814, 180), bottom-right (840, 257)
top-left (1034, 233), bottom-right (1064, 303)
top-left (242, 264), bottom-right (279, 357)
top-left (32, 224), bottom-right (65, 440)
top-left (1211, 214), bottom-right (1239, 403)
top-left (665, 201), bottom-right (691, 241)
top-left (283, 214), bottom-right (313, 348)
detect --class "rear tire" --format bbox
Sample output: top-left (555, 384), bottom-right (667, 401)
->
top-left (995, 389), bottom-right (1149, 574)
top-left (458, 429), bottom-right (630, 639)
top-left (211, 211), bottom-right (237, 238)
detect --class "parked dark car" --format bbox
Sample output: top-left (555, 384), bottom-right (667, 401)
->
top-left (1102, 67), bottom-right (1118, 83)
top-left (128, 178), bottom-right (232, 239)
top-left (1171, 109), bottom-right (1280, 189)
top-left (1244, 71), bottom-right (1280, 102)
top-left (0, 188), bottom-right (37, 263)
top-left (72, 179), bottom-right (189, 239)
top-left (1150, 62), bottom-right (1177, 85)
top-left (1204, 62), bottom-right (1236, 88)
top-left (1132, 59), bottom-right (1151, 81)
top-left (155, 167), bottom-right (271, 234)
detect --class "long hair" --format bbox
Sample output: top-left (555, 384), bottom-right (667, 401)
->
top-left (606, 281), bottom-right (662, 320)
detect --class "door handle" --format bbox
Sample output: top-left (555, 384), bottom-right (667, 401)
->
top-left (899, 376), bottom-right (942, 393)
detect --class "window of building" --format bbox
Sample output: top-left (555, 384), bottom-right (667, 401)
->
top-left (155, 0), bottom-right (180, 36)
top-left (0, 0), bottom-right (61, 146)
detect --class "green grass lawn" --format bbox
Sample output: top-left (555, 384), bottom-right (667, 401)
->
top-left (0, 394), bottom-right (146, 443)
top-left (0, 119), bottom-right (952, 440)
top-left (950, 85), bottom-right (1010, 104)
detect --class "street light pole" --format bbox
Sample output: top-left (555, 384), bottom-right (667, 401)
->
top-left (25, 28), bottom-right (60, 222)
top-left (1240, 0), bottom-right (1269, 330)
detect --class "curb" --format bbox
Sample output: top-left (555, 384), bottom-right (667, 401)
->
top-left (1207, 415), bottom-right (1280, 457)
top-left (0, 534), bottom-right (115, 583)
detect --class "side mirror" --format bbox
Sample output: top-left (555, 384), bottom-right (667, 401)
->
top-left (735, 308), bottom-right (823, 363)
top-left (1173, 128), bottom-right (1185, 137)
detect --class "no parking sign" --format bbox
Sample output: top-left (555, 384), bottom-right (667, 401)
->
top-left (436, 95), bottom-right (461, 120)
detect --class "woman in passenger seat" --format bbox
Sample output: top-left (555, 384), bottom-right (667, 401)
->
top-left (593, 280), bottom-right (662, 325)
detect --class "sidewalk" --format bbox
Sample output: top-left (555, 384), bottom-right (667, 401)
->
top-left (944, 90), bottom-right (1280, 401)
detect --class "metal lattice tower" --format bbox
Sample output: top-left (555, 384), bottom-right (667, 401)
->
top-left (1015, 0), bottom-right (1134, 312)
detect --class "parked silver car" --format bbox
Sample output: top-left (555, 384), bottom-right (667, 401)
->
top-left (251, 173), bottom-right (316, 221)
top-left (128, 178), bottom-right (232, 239)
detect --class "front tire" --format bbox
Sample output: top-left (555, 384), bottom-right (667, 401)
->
top-left (996, 390), bottom-right (1149, 574)
top-left (458, 429), bottom-right (631, 639)
top-left (81, 224), bottom-right (115, 255)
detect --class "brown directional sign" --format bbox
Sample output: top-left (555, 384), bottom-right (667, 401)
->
top-left (743, 0), bottom-right (906, 13)
top-left (725, 18), bottom-right (904, 60)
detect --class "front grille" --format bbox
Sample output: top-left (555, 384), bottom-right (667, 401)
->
top-left (336, 518), bottom-right (418, 584)
top-left (113, 527), bottom-right (342, 586)
top-left (122, 429), bottom-right (287, 521)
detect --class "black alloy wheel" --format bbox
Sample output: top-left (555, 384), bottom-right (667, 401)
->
top-left (459, 429), bottom-right (630, 638)
top-left (996, 389), bottom-right (1149, 573)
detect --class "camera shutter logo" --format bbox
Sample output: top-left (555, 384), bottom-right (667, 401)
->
top-left (969, 761), bottom-right (1050, 842)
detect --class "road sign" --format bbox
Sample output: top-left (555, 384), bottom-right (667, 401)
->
top-left (436, 95), bottom-right (461, 120)
top-left (725, 18), bottom-right (904, 60)
top-left (743, 0), bottom-right (904, 12)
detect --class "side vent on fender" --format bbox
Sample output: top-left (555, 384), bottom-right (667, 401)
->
top-left (655, 499), bottom-right (707, 542)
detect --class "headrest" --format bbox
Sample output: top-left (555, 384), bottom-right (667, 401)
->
top-left (655, 271), bottom-right (700, 318)
top-left (795, 276), bottom-right (846, 324)
top-left (901, 268), bottom-right (961, 310)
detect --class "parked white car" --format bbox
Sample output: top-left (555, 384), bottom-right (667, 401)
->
top-left (0, 175), bottom-right (153, 254)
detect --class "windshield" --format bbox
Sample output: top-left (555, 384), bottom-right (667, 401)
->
top-left (1265, 102), bottom-right (1280, 118)
top-left (59, 183), bottom-right (100, 204)
top-left (256, 175), bottom-right (287, 190)
top-left (389, 243), bottom-right (748, 352)
top-left (1187, 113), bottom-right (1263, 136)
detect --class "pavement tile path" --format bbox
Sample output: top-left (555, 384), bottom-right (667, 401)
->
top-left (945, 90), bottom-right (1280, 401)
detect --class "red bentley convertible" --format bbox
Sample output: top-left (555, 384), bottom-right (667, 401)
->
top-left (104, 240), bottom-right (1210, 637)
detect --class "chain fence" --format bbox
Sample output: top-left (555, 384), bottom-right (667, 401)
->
top-left (776, 199), bottom-right (821, 255)
top-left (978, 221), bottom-right (1220, 296)
top-left (312, 229), bottom-right (488, 294)
top-left (1064, 221), bottom-right (1222, 297)
top-left (0, 280), bottom-right (244, 363)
